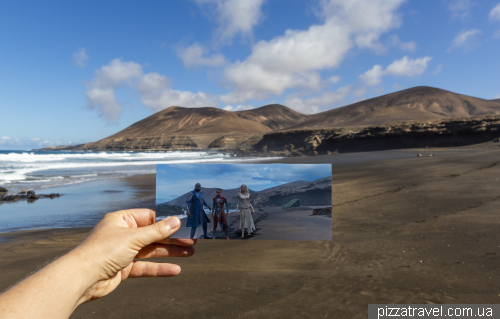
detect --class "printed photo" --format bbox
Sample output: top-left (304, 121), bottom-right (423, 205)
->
top-left (156, 164), bottom-right (332, 240)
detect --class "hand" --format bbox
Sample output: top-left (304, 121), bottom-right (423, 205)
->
top-left (187, 211), bottom-right (191, 217)
top-left (72, 209), bottom-right (196, 304)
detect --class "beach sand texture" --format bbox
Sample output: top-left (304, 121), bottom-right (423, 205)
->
top-left (1, 149), bottom-right (500, 318)
top-left (172, 206), bottom-right (332, 241)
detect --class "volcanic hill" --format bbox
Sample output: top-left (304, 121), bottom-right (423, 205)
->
top-left (287, 86), bottom-right (500, 130)
top-left (76, 104), bottom-right (308, 151)
top-left (160, 178), bottom-right (329, 210)
top-left (56, 86), bottom-right (500, 153)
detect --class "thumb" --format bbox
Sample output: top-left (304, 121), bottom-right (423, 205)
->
top-left (137, 217), bottom-right (181, 246)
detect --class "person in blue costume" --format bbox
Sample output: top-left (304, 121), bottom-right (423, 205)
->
top-left (186, 183), bottom-right (212, 239)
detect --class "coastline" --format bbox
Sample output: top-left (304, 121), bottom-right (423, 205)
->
top-left (0, 147), bottom-right (488, 233)
top-left (1, 147), bottom-right (500, 317)
top-left (0, 174), bottom-right (156, 233)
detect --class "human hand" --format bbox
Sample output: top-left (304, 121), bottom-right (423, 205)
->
top-left (187, 211), bottom-right (191, 217)
top-left (71, 209), bottom-right (196, 304)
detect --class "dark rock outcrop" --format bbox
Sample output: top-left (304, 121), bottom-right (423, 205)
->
top-left (241, 115), bottom-right (500, 156)
top-left (312, 207), bottom-right (332, 215)
top-left (0, 190), bottom-right (61, 202)
top-left (156, 203), bottom-right (184, 216)
top-left (40, 87), bottom-right (500, 153)
top-left (252, 177), bottom-right (331, 207)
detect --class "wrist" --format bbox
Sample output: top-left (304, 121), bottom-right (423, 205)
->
top-left (65, 247), bottom-right (103, 303)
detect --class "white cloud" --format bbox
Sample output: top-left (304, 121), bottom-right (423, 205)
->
top-left (448, 29), bottom-right (481, 52)
top-left (283, 85), bottom-right (352, 114)
top-left (494, 94), bottom-right (500, 99)
top-left (219, 0), bottom-right (405, 105)
top-left (176, 43), bottom-right (227, 68)
top-left (359, 56), bottom-right (432, 86)
top-left (387, 35), bottom-right (416, 51)
top-left (353, 86), bottom-right (367, 97)
top-left (0, 136), bottom-right (74, 149)
top-left (385, 56), bottom-right (432, 76)
top-left (85, 87), bottom-right (123, 122)
top-left (0, 136), bottom-right (12, 144)
top-left (327, 75), bottom-right (342, 83)
top-left (447, 0), bottom-right (474, 20)
top-left (73, 48), bottom-right (89, 68)
top-left (490, 3), bottom-right (500, 21)
top-left (431, 64), bottom-right (443, 75)
top-left (137, 72), bottom-right (218, 112)
top-left (85, 59), bottom-right (217, 122)
top-left (194, 0), bottom-right (265, 44)
top-left (494, 30), bottom-right (500, 38)
top-left (359, 65), bottom-right (384, 86)
top-left (223, 105), bottom-right (255, 111)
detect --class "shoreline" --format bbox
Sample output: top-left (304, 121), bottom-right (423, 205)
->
top-left (1, 147), bottom-right (500, 317)
top-left (0, 147), bottom-right (490, 234)
top-left (0, 174), bottom-right (156, 233)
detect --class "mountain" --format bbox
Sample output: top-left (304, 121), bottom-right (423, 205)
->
top-left (162, 179), bottom-right (329, 209)
top-left (235, 104), bottom-right (311, 130)
top-left (251, 177), bottom-right (331, 207)
top-left (76, 104), bottom-right (309, 151)
top-left (287, 86), bottom-right (500, 130)
top-left (48, 86), bottom-right (500, 152)
top-left (164, 187), bottom-right (256, 208)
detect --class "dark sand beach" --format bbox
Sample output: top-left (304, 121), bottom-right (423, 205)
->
top-left (1, 147), bottom-right (500, 317)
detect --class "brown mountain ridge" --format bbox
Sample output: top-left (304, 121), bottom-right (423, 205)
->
top-left (54, 86), bottom-right (500, 152)
top-left (287, 86), bottom-right (500, 130)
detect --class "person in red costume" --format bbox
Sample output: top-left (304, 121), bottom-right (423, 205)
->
top-left (211, 188), bottom-right (229, 239)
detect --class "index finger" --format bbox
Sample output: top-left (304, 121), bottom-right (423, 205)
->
top-left (116, 208), bottom-right (156, 228)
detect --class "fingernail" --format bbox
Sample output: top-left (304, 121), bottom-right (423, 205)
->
top-left (167, 217), bottom-right (180, 229)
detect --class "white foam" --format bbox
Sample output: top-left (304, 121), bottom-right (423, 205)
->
top-left (0, 151), bottom-right (269, 190)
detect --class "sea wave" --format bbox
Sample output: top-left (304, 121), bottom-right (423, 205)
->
top-left (0, 150), bottom-right (266, 192)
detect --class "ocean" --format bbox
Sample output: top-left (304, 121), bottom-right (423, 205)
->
top-left (0, 150), bottom-right (264, 232)
top-left (0, 150), bottom-right (240, 193)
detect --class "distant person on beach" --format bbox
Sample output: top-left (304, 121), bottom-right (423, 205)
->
top-left (0, 209), bottom-right (195, 319)
top-left (186, 183), bottom-right (212, 239)
top-left (236, 184), bottom-right (255, 238)
top-left (212, 188), bottom-right (229, 240)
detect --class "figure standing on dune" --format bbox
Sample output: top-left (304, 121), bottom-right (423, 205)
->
top-left (236, 184), bottom-right (255, 238)
top-left (186, 183), bottom-right (212, 239)
top-left (212, 188), bottom-right (229, 239)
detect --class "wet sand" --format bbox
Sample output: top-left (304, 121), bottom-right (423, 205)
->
top-left (173, 206), bottom-right (331, 240)
top-left (0, 174), bottom-right (156, 232)
top-left (1, 148), bottom-right (500, 317)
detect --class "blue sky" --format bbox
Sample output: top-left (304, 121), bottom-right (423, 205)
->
top-left (1, 0), bottom-right (500, 150)
top-left (156, 163), bottom-right (331, 202)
